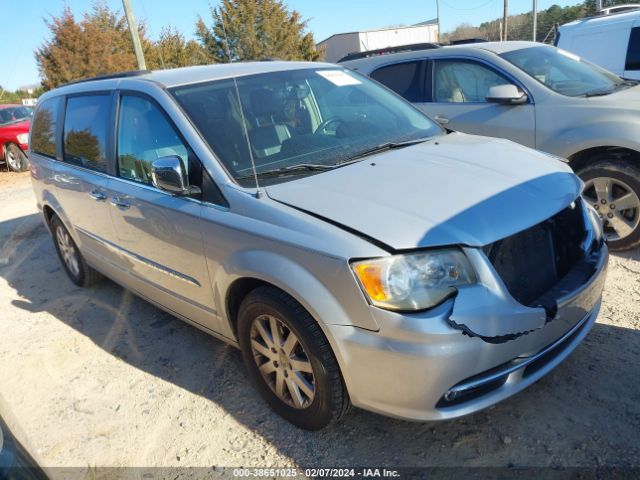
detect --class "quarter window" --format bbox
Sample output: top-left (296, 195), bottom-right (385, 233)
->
top-left (31, 98), bottom-right (60, 158)
top-left (626, 27), bottom-right (640, 71)
top-left (433, 60), bottom-right (511, 103)
top-left (117, 95), bottom-right (188, 185)
top-left (371, 61), bottom-right (424, 102)
top-left (63, 95), bottom-right (111, 173)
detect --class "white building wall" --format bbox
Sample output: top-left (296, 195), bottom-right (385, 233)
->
top-left (358, 25), bottom-right (439, 52)
top-left (318, 32), bottom-right (361, 63)
top-left (318, 24), bottom-right (439, 63)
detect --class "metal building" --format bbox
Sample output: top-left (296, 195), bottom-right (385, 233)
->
top-left (317, 20), bottom-right (439, 63)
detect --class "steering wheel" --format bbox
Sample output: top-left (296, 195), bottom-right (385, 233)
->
top-left (314, 117), bottom-right (345, 136)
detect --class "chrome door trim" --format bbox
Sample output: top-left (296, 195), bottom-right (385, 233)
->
top-left (76, 226), bottom-right (202, 287)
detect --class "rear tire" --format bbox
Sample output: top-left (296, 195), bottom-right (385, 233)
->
top-left (5, 143), bottom-right (29, 172)
top-left (237, 286), bottom-right (350, 430)
top-left (50, 215), bottom-right (103, 287)
top-left (578, 159), bottom-right (640, 251)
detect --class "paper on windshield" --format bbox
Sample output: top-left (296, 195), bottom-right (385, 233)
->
top-left (316, 70), bottom-right (361, 86)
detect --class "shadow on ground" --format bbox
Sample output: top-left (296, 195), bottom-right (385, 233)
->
top-left (1, 213), bottom-right (639, 468)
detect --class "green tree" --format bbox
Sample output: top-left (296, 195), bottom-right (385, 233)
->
top-left (147, 26), bottom-right (209, 69)
top-left (35, 2), bottom-right (151, 89)
top-left (195, 0), bottom-right (320, 63)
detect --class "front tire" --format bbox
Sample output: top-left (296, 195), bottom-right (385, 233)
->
top-left (5, 143), bottom-right (29, 172)
top-left (50, 215), bottom-right (102, 287)
top-left (237, 286), bottom-right (349, 430)
top-left (579, 159), bottom-right (640, 251)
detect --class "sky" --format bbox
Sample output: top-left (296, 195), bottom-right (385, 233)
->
top-left (0, 0), bottom-right (578, 90)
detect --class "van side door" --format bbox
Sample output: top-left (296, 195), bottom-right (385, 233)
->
top-left (104, 92), bottom-right (219, 331)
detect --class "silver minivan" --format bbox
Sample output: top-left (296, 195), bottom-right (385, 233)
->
top-left (29, 62), bottom-right (608, 430)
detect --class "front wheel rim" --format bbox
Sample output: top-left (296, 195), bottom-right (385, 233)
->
top-left (6, 147), bottom-right (21, 170)
top-left (250, 314), bottom-right (316, 409)
top-left (56, 226), bottom-right (80, 277)
top-left (583, 176), bottom-right (640, 242)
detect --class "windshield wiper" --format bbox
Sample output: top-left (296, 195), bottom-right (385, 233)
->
top-left (338, 137), bottom-right (433, 164)
top-left (585, 81), bottom-right (636, 97)
top-left (237, 163), bottom-right (335, 181)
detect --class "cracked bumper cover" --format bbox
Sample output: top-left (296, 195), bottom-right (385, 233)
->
top-left (326, 243), bottom-right (608, 421)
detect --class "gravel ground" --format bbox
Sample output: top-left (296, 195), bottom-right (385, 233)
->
top-left (0, 172), bottom-right (639, 477)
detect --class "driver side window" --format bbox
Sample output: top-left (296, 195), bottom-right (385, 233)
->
top-left (433, 60), bottom-right (512, 103)
top-left (117, 95), bottom-right (189, 185)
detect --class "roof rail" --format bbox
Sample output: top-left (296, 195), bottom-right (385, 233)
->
top-left (447, 38), bottom-right (488, 45)
top-left (337, 43), bottom-right (440, 63)
top-left (60, 70), bottom-right (150, 87)
top-left (600, 4), bottom-right (640, 15)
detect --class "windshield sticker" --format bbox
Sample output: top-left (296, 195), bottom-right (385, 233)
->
top-left (317, 70), bottom-right (361, 86)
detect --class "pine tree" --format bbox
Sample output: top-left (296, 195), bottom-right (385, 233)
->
top-left (195, 0), bottom-right (320, 63)
top-left (147, 26), bottom-right (209, 70)
top-left (35, 3), bottom-right (147, 89)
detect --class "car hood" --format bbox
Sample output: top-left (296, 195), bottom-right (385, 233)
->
top-left (0, 118), bottom-right (30, 133)
top-left (588, 83), bottom-right (640, 105)
top-left (266, 133), bottom-right (581, 250)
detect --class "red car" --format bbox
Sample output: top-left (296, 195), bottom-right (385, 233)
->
top-left (0, 104), bottom-right (32, 172)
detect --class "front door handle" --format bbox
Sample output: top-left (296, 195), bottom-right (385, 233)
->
top-left (89, 190), bottom-right (107, 202)
top-left (110, 197), bottom-right (131, 210)
top-left (434, 114), bottom-right (450, 125)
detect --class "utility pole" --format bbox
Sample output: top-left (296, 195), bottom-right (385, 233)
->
top-left (436, 0), bottom-right (441, 42)
top-left (595, 0), bottom-right (603, 12)
top-left (503, 0), bottom-right (509, 41)
top-left (122, 0), bottom-right (147, 70)
top-left (532, 0), bottom-right (537, 42)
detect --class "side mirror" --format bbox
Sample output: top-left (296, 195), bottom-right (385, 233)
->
top-left (151, 156), bottom-right (192, 195)
top-left (486, 84), bottom-right (528, 105)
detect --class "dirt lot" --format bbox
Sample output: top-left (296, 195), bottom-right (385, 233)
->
top-left (0, 171), bottom-right (639, 476)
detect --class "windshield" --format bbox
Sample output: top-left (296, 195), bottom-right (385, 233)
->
top-left (0, 106), bottom-right (32, 126)
top-left (171, 68), bottom-right (442, 186)
top-left (501, 45), bottom-right (625, 97)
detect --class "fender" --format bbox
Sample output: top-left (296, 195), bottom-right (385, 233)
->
top-left (540, 120), bottom-right (640, 160)
top-left (212, 248), bottom-right (379, 341)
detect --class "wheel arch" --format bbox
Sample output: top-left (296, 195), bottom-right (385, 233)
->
top-left (568, 146), bottom-right (640, 173)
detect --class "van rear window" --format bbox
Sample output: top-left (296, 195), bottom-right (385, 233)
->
top-left (31, 98), bottom-right (60, 159)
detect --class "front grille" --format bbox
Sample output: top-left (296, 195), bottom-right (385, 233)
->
top-left (485, 202), bottom-right (588, 307)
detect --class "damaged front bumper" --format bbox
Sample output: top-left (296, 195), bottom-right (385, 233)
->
top-left (327, 242), bottom-right (608, 421)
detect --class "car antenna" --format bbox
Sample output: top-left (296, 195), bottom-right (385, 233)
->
top-left (233, 78), bottom-right (262, 198)
top-left (219, 6), bottom-right (262, 198)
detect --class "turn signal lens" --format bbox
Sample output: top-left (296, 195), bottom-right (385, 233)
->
top-left (353, 263), bottom-right (387, 301)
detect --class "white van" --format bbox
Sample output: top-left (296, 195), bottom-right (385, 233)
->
top-left (557, 7), bottom-right (640, 79)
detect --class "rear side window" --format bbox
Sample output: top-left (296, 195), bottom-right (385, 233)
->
top-left (626, 27), bottom-right (640, 71)
top-left (371, 61), bottom-right (424, 102)
top-left (63, 95), bottom-right (111, 173)
top-left (31, 98), bottom-right (60, 158)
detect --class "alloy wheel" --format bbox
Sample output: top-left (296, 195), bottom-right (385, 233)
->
top-left (56, 226), bottom-right (80, 277)
top-left (583, 176), bottom-right (640, 242)
top-left (6, 146), bottom-right (21, 171)
top-left (249, 314), bottom-right (315, 409)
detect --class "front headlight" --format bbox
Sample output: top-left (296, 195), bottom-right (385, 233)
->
top-left (16, 133), bottom-right (28, 145)
top-left (351, 248), bottom-right (477, 311)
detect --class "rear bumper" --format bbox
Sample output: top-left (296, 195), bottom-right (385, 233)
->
top-left (327, 244), bottom-right (608, 421)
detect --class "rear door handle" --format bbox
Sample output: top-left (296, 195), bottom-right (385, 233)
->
top-left (434, 114), bottom-right (450, 125)
top-left (110, 197), bottom-right (131, 210)
top-left (89, 190), bottom-right (107, 202)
